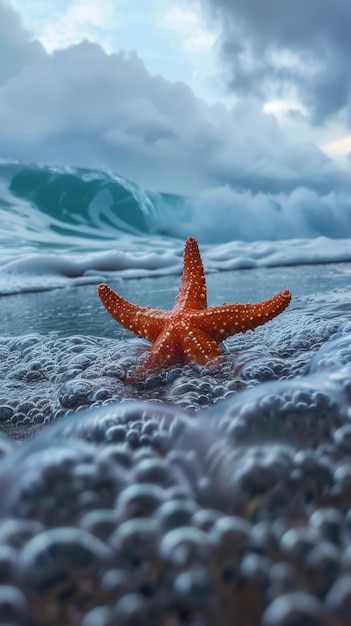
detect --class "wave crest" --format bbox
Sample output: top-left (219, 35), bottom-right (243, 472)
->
top-left (0, 162), bottom-right (186, 247)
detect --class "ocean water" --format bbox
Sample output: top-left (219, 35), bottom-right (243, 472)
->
top-left (1, 161), bottom-right (351, 624)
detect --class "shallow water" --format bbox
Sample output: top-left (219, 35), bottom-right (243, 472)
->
top-left (2, 261), bottom-right (350, 336)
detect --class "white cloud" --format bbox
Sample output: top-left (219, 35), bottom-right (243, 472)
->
top-left (162, 5), bottom-right (200, 32)
top-left (184, 31), bottom-right (215, 52)
top-left (33, 0), bottom-right (122, 52)
top-left (161, 4), bottom-right (215, 52)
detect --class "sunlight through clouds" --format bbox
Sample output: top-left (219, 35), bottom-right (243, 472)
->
top-left (263, 100), bottom-right (307, 119)
top-left (322, 134), bottom-right (351, 167)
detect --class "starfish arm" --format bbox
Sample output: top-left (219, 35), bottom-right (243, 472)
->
top-left (97, 284), bottom-right (167, 341)
top-left (193, 289), bottom-right (292, 342)
top-left (131, 327), bottom-right (183, 377)
top-left (174, 237), bottom-right (207, 310)
top-left (181, 327), bottom-right (222, 365)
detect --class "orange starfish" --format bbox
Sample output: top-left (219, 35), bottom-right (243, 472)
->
top-left (97, 237), bottom-right (291, 378)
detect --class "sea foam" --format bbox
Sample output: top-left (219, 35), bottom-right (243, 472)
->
top-left (0, 236), bottom-right (350, 295)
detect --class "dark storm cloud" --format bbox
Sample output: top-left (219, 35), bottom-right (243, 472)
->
top-left (192, 0), bottom-right (351, 124)
top-left (0, 0), bottom-right (349, 199)
top-left (0, 0), bottom-right (45, 86)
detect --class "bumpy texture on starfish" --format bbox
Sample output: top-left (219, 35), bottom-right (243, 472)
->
top-left (97, 237), bottom-right (292, 378)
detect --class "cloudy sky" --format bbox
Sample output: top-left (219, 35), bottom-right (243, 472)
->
top-left (1, 0), bottom-right (351, 199)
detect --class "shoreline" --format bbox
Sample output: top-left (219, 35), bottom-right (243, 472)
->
top-left (1, 261), bottom-right (350, 338)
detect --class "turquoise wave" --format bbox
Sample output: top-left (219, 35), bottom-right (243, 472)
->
top-left (0, 162), bottom-right (188, 249)
top-left (3, 161), bottom-right (351, 252)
